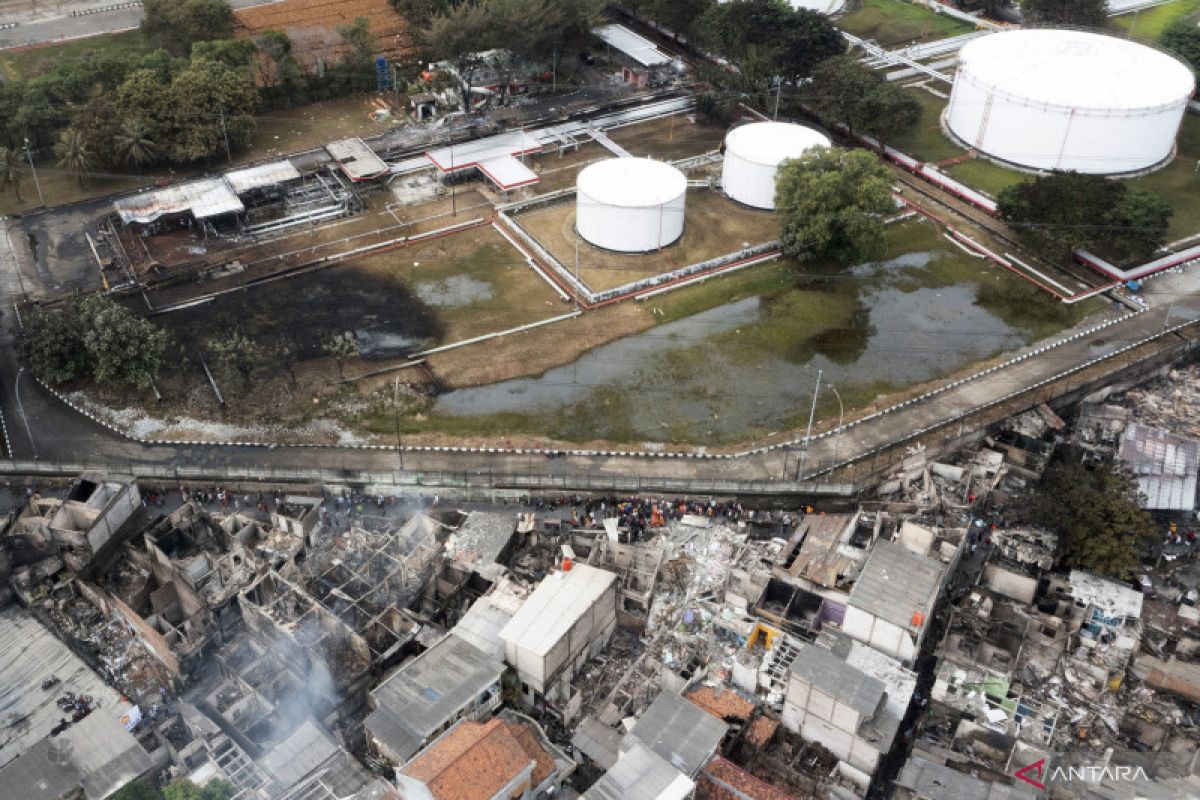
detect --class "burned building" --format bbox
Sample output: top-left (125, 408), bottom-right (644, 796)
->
top-left (365, 633), bottom-right (504, 765)
top-left (500, 563), bottom-right (619, 710)
top-left (5, 473), bottom-right (140, 575)
top-left (843, 539), bottom-right (947, 664)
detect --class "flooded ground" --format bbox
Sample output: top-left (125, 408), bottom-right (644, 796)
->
top-left (424, 221), bottom-right (1091, 443)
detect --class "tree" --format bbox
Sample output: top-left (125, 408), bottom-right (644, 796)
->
top-left (19, 303), bottom-right (87, 385)
top-left (774, 148), bottom-right (896, 265)
top-left (802, 55), bottom-right (921, 142)
top-left (111, 778), bottom-right (164, 800)
top-left (113, 118), bottom-right (159, 168)
top-left (0, 146), bottom-right (23, 201)
top-left (1020, 0), bottom-right (1106, 27)
top-left (207, 332), bottom-right (264, 395)
top-left (486, 0), bottom-right (563, 103)
top-left (141, 0), bottom-right (235, 56)
top-left (1162, 17), bottom-right (1200, 75)
top-left (699, 0), bottom-right (844, 81)
top-left (337, 16), bottom-right (377, 73)
top-left (163, 779), bottom-right (235, 800)
top-left (191, 38), bottom-right (258, 69)
top-left (631, 0), bottom-right (715, 41)
top-left (77, 295), bottom-right (170, 389)
top-left (321, 332), bottom-right (360, 378)
top-left (1031, 453), bottom-right (1158, 579)
top-left (54, 128), bottom-right (95, 187)
top-left (162, 58), bottom-right (258, 161)
top-left (422, 2), bottom-right (493, 111)
top-left (998, 172), bottom-right (1172, 264)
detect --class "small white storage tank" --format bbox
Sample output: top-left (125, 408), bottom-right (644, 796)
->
top-left (946, 29), bottom-right (1195, 175)
top-left (721, 122), bottom-right (831, 210)
top-left (788, 0), bottom-right (846, 13)
top-left (576, 158), bottom-right (687, 253)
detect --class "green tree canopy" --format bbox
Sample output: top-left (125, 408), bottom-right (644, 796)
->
top-left (997, 172), bottom-right (1172, 264)
top-left (802, 55), bottom-right (921, 142)
top-left (1161, 17), bottom-right (1200, 76)
top-left (20, 303), bottom-right (89, 385)
top-left (163, 778), bottom-right (236, 800)
top-left (698, 0), bottom-right (845, 80)
top-left (774, 147), bottom-right (896, 265)
top-left (142, 0), bottom-right (236, 56)
top-left (160, 58), bottom-right (259, 161)
top-left (0, 146), bottom-right (23, 201)
top-left (1031, 453), bottom-right (1158, 579)
top-left (206, 332), bottom-right (264, 395)
top-left (1020, 0), bottom-right (1106, 27)
top-left (54, 128), bottom-right (96, 187)
top-left (78, 295), bottom-right (171, 389)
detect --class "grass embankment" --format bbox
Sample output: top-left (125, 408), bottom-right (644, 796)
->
top-left (0, 29), bottom-right (146, 82)
top-left (837, 0), bottom-right (975, 47)
top-left (1113, 0), bottom-right (1200, 40)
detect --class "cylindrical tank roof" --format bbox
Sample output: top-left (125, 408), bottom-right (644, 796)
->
top-left (955, 29), bottom-right (1194, 114)
top-left (576, 158), bottom-right (687, 208)
top-left (787, 0), bottom-right (846, 13)
top-left (724, 122), bottom-right (831, 167)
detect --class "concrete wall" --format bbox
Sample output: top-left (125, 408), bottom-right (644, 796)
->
top-left (983, 564), bottom-right (1038, 604)
top-left (843, 607), bottom-right (916, 663)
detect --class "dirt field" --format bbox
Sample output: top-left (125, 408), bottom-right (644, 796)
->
top-left (234, 0), bottom-right (414, 70)
top-left (524, 143), bottom-right (610, 194)
top-left (141, 189), bottom-right (493, 307)
top-left (515, 189), bottom-right (780, 292)
top-left (606, 115), bottom-right (727, 161)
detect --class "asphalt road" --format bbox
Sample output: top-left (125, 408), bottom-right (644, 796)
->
top-left (0, 0), bottom-right (280, 51)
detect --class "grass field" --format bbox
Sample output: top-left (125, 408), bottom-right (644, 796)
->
top-left (0, 29), bottom-right (147, 81)
top-left (837, 0), bottom-right (975, 46)
top-left (943, 158), bottom-right (1029, 198)
top-left (880, 88), bottom-right (963, 163)
top-left (607, 115), bottom-right (727, 161)
top-left (1113, 0), bottom-right (1200, 40)
top-left (1131, 114), bottom-right (1200, 242)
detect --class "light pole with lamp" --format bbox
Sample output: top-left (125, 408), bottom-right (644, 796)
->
top-left (392, 376), bottom-right (405, 471)
top-left (797, 368), bottom-right (822, 481)
top-left (827, 383), bottom-right (844, 472)
top-left (15, 367), bottom-right (37, 459)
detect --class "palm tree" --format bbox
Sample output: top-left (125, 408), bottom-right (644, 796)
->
top-left (0, 146), bottom-right (22, 201)
top-left (113, 119), bottom-right (158, 168)
top-left (54, 128), bottom-right (96, 188)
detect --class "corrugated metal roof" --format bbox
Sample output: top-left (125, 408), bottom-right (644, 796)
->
top-left (367, 634), bottom-right (503, 762)
top-left (790, 642), bottom-right (885, 718)
top-left (0, 608), bottom-right (129, 769)
top-left (897, 756), bottom-right (1038, 800)
top-left (583, 740), bottom-right (694, 800)
top-left (593, 24), bottom-right (673, 67)
top-left (848, 539), bottom-right (945, 633)
top-left (224, 161), bottom-right (301, 194)
top-left (499, 565), bottom-right (616, 657)
top-left (1068, 570), bottom-right (1144, 620)
top-left (628, 691), bottom-right (726, 777)
top-left (1118, 423), bottom-right (1200, 511)
top-left (451, 580), bottom-right (527, 660)
top-left (113, 178), bottom-right (244, 224)
top-left (325, 138), bottom-right (389, 181)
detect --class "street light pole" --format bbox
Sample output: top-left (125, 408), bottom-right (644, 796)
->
top-left (773, 78), bottom-right (782, 121)
top-left (24, 138), bottom-right (45, 207)
top-left (827, 383), bottom-right (844, 472)
top-left (15, 367), bottom-right (37, 460)
top-left (797, 368), bottom-right (822, 481)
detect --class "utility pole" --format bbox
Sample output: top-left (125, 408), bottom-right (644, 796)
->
top-left (797, 368), bottom-right (822, 481)
top-left (773, 79), bottom-right (782, 121)
top-left (393, 376), bottom-right (405, 471)
top-left (450, 144), bottom-right (456, 217)
top-left (15, 367), bottom-right (37, 460)
top-left (218, 106), bottom-right (232, 164)
top-left (24, 138), bottom-right (44, 207)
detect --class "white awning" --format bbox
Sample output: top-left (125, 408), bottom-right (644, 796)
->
top-left (594, 24), bottom-right (672, 68)
top-left (224, 161), bottom-right (301, 194)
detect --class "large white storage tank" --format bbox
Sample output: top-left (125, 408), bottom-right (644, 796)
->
top-left (722, 122), bottom-right (831, 210)
top-left (945, 29), bottom-right (1195, 175)
top-left (576, 158), bottom-right (687, 253)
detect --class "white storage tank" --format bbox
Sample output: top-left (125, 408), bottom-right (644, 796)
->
top-left (576, 158), bottom-right (687, 253)
top-left (945, 29), bottom-right (1195, 175)
top-left (721, 122), bottom-right (831, 210)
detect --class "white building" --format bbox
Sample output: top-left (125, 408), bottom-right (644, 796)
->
top-left (783, 637), bottom-right (915, 791)
top-left (843, 539), bottom-right (946, 664)
top-left (499, 564), bottom-right (618, 707)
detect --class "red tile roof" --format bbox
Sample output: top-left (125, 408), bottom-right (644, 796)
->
top-left (745, 716), bottom-right (779, 748)
top-left (686, 685), bottom-right (756, 722)
top-left (402, 718), bottom-right (537, 800)
top-left (697, 757), bottom-right (795, 800)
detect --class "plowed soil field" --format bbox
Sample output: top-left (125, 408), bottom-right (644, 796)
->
top-left (234, 0), bottom-right (415, 70)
